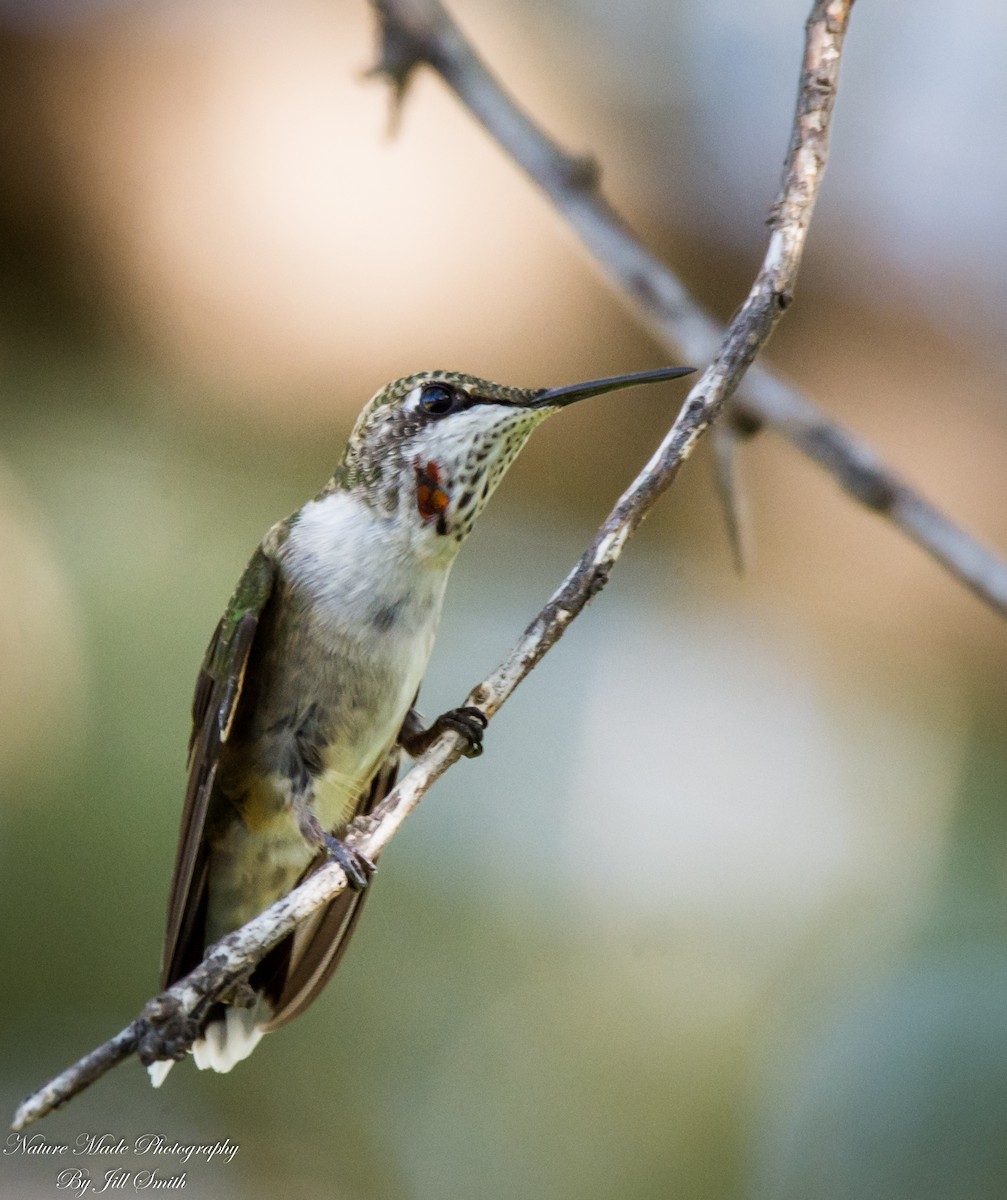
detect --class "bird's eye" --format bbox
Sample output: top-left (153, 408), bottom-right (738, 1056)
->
top-left (419, 384), bottom-right (463, 417)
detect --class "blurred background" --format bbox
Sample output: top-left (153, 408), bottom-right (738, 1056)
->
top-left (2, 0), bottom-right (1006, 1197)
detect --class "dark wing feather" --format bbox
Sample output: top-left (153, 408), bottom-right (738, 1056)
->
top-left (257, 744), bottom-right (401, 1030)
top-left (160, 546), bottom-right (278, 988)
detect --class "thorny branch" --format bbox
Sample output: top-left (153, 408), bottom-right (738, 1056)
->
top-left (13, 0), bottom-right (854, 1131)
top-left (370, 0), bottom-right (1007, 615)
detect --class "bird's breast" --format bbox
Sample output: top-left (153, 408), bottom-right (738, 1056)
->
top-left (238, 492), bottom-right (450, 822)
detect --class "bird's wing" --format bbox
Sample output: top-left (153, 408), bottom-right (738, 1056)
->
top-left (256, 744), bottom-right (402, 1030)
top-left (160, 545), bottom-right (278, 988)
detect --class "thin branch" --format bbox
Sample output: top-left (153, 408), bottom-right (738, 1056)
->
top-left (369, 0), bottom-right (1007, 616)
top-left (12, 0), bottom-right (853, 1131)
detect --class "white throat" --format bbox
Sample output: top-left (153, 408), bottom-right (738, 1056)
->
top-left (280, 490), bottom-right (456, 638)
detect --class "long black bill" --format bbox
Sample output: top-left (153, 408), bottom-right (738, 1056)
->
top-left (529, 365), bottom-right (695, 409)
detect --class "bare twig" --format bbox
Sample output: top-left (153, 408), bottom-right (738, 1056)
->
top-left (368, 0), bottom-right (1007, 616)
top-left (12, 0), bottom-right (853, 1131)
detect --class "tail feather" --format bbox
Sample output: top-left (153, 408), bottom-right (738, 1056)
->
top-left (147, 1059), bottom-right (175, 1088)
top-left (146, 1000), bottom-right (270, 1087)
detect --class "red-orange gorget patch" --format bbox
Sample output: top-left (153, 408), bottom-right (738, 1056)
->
top-left (414, 459), bottom-right (450, 524)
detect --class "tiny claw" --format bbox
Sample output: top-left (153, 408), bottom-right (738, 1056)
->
top-left (322, 835), bottom-right (375, 892)
top-left (399, 704), bottom-right (488, 758)
top-left (438, 705), bottom-right (488, 758)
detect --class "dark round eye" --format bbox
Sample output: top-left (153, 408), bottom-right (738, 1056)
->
top-left (419, 384), bottom-right (464, 417)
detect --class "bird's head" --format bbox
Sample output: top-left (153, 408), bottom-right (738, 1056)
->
top-left (332, 366), bottom-right (693, 547)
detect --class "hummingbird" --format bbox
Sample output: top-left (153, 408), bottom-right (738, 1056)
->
top-left (147, 364), bottom-right (693, 1085)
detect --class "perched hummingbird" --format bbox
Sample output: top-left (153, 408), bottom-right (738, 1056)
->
top-left (148, 365), bottom-right (693, 1085)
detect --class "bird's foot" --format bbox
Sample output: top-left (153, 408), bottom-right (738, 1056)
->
top-left (400, 705), bottom-right (488, 759)
top-left (296, 809), bottom-right (375, 892)
top-left (321, 833), bottom-right (376, 892)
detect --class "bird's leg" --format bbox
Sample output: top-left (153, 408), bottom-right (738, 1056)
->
top-left (294, 804), bottom-right (375, 891)
top-left (279, 706), bottom-right (375, 891)
top-left (399, 705), bottom-right (488, 759)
